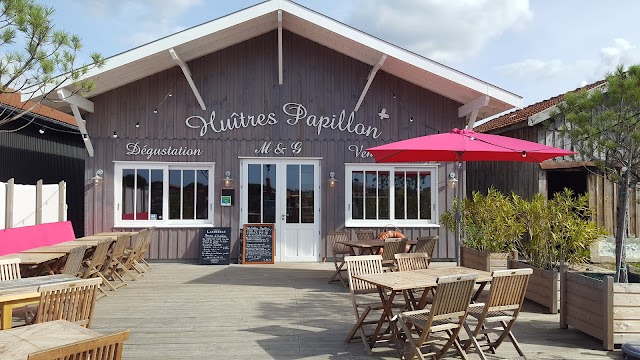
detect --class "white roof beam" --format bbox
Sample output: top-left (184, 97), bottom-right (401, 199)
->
top-left (354, 54), bottom-right (387, 112)
top-left (56, 88), bottom-right (94, 113)
top-left (459, 94), bottom-right (490, 129)
top-left (57, 90), bottom-right (94, 157)
top-left (169, 48), bottom-right (207, 111)
top-left (278, 10), bottom-right (283, 85)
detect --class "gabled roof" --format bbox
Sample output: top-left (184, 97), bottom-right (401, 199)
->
top-left (30, 0), bottom-right (521, 119)
top-left (475, 80), bottom-right (606, 133)
top-left (1, 92), bottom-right (77, 128)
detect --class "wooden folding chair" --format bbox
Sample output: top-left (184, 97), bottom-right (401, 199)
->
top-left (345, 254), bottom-right (386, 354)
top-left (135, 227), bottom-right (155, 271)
top-left (395, 253), bottom-right (430, 272)
top-left (355, 229), bottom-right (376, 241)
top-left (101, 235), bottom-right (130, 290)
top-left (463, 268), bottom-right (533, 360)
top-left (82, 240), bottom-right (111, 278)
top-left (60, 245), bottom-right (88, 277)
top-left (119, 231), bottom-right (147, 280)
top-left (396, 273), bottom-right (478, 360)
top-left (327, 232), bottom-right (352, 286)
top-left (28, 330), bottom-right (130, 360)
top-left (394, 252), bottom-right (432, 311)
top-left (414, 236), bottom-right (438, 263)
top-left (0, 258), bottom-right (21, 280)
top-left (34, 277), bottom-right (102, 328)
top-left (381, 238), bottom-right (407, 271)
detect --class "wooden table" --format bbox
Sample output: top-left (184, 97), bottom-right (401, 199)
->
top-left (0, 253), bottom-right (65, 275)
top-left (94, 231), bottom-right (139, 236)
top-left (338, 239), bottom-right (417, 255)
top-left (88, 231), bottom-right (139, 240)
top-left (0, 274), bottom-right (78, 296)
top-left (354, 267), bottom-right (492, 349)
top-left (0, 320), bottom-right (101, 359)
top-left (70, 238), bottom-right (113, 246)
top-left (0, 274), bottom-right (78, 330)
top-left (0, 292), bottom-right (40, 329)
top-left (21, 243), bottom-right (81, 253)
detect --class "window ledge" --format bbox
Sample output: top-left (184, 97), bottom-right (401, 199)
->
top-left (345, 220), bottom-right (440, 228)
top-left (113, 223), bottom-right (214, 228)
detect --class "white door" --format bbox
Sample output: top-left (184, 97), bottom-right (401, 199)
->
top-left (241, 159), bottom-right (321, 262)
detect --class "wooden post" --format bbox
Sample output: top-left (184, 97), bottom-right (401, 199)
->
top-left (551, 267), bottom-right (559, 314)
top-left (58, 181), bottom-right (65, 221)
top-left (5, 178), bottom-right (14, 228)
top-left (35, 179), bottom-right (43, 224)
top-left (559, 265), bottom-right (568, 328)
top-left (604, 276), bottom-right (614, 350)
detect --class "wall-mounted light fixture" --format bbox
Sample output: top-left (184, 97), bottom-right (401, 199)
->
top-left (328, 171), bottom-right (338, 188)
top-left (38, 127), bottom-right (45, 134)
top-left (223, 171), bottom-right (233, 188)
top-left (92, 169), bottom-right (104, 185)
top-left (448, 172), bottom-right (458, 189)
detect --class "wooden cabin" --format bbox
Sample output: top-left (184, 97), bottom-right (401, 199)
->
top-left (467, 80), bottom-right (639, 236)
top-left (29, 0), bottom-right (521, 261)
top-left (0, 93), bottom-right (86, 236)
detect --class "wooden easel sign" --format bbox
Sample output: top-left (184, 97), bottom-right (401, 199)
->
top-left (242, 224), bottom-right (275, 264)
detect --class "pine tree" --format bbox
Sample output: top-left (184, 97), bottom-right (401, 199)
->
top-left (0, 0), bottom-right (103, 125)
top-left (559, 64), bottom-right (640, 282)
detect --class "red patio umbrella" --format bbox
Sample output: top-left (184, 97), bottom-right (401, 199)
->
top-left (366, 128), bottom-right (575, 264)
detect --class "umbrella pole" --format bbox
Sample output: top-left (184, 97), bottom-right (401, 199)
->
top-left (455, 161), bottom-right (462, 266)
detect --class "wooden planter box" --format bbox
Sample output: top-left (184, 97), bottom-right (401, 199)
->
top-left (560, 271), bottom-right (640, 350)
top-left (460, 246), bottom-right (515, 273)
top-left (508, 259), bottom-right (559, 313)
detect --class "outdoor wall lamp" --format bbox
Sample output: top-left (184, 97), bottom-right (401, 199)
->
top-left (92, 169), bottom-right (104, 185)
top-left (448, 172), bottom-right (458, 189)
top-left (223, 171), bottom-right (233, 188)
top-left (328, 172), bottom-right (338, 188)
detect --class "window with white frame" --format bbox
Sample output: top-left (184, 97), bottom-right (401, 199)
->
top-left (114, 162), bottom-right (214, 227)
top-left (345, 164), bottom-right (438, 227)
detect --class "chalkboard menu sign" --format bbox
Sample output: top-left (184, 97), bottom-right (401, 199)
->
top-left (242, 224), bottom-right (275, 264)
top-left (199, 227), bottom-right (231, 265)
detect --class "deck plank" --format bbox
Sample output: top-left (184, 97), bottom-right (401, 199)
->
top-left (90, 262), bottom-right (620, 359)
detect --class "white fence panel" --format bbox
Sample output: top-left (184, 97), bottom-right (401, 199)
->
top-left (12, 184), bottom-right (36, 227)
top-left (0, 182), bottom-right (5, 229)
top-left (41, 184), bottom-right (60, 224)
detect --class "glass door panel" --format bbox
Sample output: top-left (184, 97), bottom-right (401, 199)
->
top-left (247, 163), bottom-right (277, 224)
top-left (285, 164), bottom-right (315, 224)
top-left (300, 165), bottom-right (314, 224)
top-left (286, 165), bottom-right (300, 223)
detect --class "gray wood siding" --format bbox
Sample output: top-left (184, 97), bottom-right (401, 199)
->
top-left (84, 30), bottom-right (465, 260)
top-left (467, 125), bottom-right (543, 200)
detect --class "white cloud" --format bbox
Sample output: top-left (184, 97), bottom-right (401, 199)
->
top-left (348, 0), bottom-right (533, 63)
top-left (497, 59), bottom-right (564, 79)
top-left (595, 38), bottom-right (639, 76)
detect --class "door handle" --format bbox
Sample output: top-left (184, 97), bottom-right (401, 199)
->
top-left (281, 214), bottom-right (286, 220)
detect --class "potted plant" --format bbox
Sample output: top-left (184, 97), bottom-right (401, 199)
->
top-left (509, 189), bottom-right (605, 313)
top-left (441, 188), bottom-right (523, 272)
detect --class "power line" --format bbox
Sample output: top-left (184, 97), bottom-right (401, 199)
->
top-left (382, 72), bottom-right (441, 134)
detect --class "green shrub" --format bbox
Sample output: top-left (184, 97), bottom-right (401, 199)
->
top-left (441, 187), bottom-right (606, 269)
top-left (441, 188), bottom-right (523, 252)
top-left (514, 189), bottom-right (606, 270)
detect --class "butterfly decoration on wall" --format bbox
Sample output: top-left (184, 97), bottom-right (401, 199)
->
top-left (378, 108), bottom-right (389, 120)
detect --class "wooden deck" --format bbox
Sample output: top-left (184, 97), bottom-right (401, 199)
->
top-left (91, 262), bottom-right (620, 359)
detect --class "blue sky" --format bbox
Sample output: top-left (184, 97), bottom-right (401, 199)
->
top-left (50, 0), bottom-right (640, 108)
